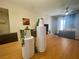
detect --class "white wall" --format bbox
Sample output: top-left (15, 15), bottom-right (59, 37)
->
top-left (51, 16), bottom-right (57, 34)
top-left (36, 14), bottom-right (53, 34)
top-left (0, 1), bottom-right (37, 39)
top-left (75, 13), bottom-right (79, 39)
top-left (0, 1), bottom-right (56, 38)
top-left (43, 16), bottom-right (52, 34)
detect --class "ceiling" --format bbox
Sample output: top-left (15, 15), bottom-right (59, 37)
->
top-left (1, 0), bottom-right (79, 15)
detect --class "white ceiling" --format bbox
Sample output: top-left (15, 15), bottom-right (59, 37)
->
top-left (1, 0), bottom-right (79, 15)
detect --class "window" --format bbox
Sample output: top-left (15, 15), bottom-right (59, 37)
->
top-left (60, 19), bottom-right (65, 30)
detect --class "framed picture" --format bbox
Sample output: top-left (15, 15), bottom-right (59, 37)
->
top-left (0, 20), bottom-right (6, 24)
top-left (22, 18), bottom-right (30, 25)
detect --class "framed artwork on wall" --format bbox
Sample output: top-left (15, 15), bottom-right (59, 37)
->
top-left (22, 18), bottom-right (30, 25)
top-left (0, 20), bottom-right (6, 24)
top-left (0, 8), bottom-right (10, 34)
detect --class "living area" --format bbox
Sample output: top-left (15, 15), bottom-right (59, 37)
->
top-left (0, 0), bottom-right (79, 59)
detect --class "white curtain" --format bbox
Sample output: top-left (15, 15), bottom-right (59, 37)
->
top-left (57, 14), bottom-right (75, 33)
top-left (57, 17), bottom-right (65, 33)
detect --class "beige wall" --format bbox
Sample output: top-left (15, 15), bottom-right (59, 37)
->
top-left (0, 1), bottom-right (37, 39)
top-left (0, 1), bottom-right (53, 39)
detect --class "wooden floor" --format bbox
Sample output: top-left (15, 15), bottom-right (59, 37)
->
top-left (0, 35), bottom-right (79, 59)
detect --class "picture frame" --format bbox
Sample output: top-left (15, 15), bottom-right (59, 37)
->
top-left (22, 18), bottom-right (30, 25)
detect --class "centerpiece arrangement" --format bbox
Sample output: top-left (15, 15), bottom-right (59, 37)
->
top-left (20, 18), bottom-right (31, 46)
top-left (20, 18), bottom-right (34, 59)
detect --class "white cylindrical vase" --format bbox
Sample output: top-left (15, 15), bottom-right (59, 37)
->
top-left (22, 36), bottom-right (34, 59)
top-left (24, 30), bottom-right (31, 38)
top-left (36, 26), bottom-right (46, 52)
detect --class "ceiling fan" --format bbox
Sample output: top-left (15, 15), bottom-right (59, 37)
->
top-left (65, 7), bottom-right (73, 15)
top-left (64, 0), bottom-right (79, 15)
top-left (64, 0), bottom-right (74, 15)
top-left (65, 7), bottom-right (79, 15)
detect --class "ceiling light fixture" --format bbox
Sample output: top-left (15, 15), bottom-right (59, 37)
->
top-left (65, 7), bottom-right (69, 15)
